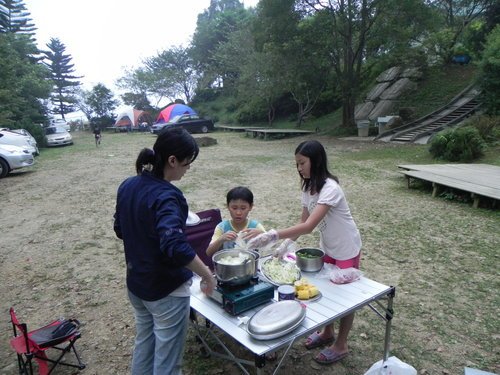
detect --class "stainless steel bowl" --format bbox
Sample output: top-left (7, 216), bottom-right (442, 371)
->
top-left (212, 249), bottom-right (256, 286)
top-left (295, 248), bottom-right (325, 272)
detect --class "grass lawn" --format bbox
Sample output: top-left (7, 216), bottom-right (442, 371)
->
top-left (1, 131), bottom-right (498, 375)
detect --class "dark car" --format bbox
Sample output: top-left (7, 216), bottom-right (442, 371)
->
top-left (150, 114), bottom-right (215, 135)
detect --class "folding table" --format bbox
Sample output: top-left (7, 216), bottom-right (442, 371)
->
top-left (190, 273), bottom-right (395, 375)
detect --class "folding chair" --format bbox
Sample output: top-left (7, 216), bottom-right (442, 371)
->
top-left (185, 208), bottom-right (222, 270)
top-left (185, 209), bottom-right (222, 346)
top-left (9, 307), bottom-right (86, 375)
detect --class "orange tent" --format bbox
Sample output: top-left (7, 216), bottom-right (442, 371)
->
top-left (114, 108), bottom-right (153, 128)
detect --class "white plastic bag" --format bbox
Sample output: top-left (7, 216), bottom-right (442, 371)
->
top-left (363, 356), bottom-right (417, 375)
top-left (315, 263), bottom-right (363, 284)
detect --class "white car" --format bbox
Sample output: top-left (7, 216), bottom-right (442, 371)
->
top-left (51, 119), bottom-right (71, 132)
top-left (0, 129), bottom-right (39, 156)
top-left (44, 126), bottom-right (73, 147)
top-left (0, 144), bottom-right (35, 178)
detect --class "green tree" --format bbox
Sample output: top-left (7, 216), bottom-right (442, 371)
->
top-left (364, 0), bottom-right (436, 69)
top-left (116, 67), bottom-right (156, 106)
top-left (0, 33), bottom-right (51, 127)
top-left (120, 92), bottom-right (153, 112)
top-left (144, 46), bottom-right (198, 103)
top-left (213, 18), bottom-right (281, 124)
top-left (191, 0), bottom-right (249, 89)
top-left (0, 0), bottom-right (50, 132)
top-left (79, 83), bottom-right (119, 127)
top-left (0, 0), bottom-right (36, 35)
top-left (285, 13), bottom-right (334, 126)
top-left (85, 83), bottom-right (118, 118)
top-left (477, 25), bottom-right (500, 115)
top-left (298, 0), bottom-right (384, 128)
top-left (425, 0), bottom-right (494, 63)
top-left (42, 38), bottom-right (82, 119)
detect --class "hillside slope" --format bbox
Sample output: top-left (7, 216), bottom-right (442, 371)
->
top-left (392, 64), bottom-right (478, 120)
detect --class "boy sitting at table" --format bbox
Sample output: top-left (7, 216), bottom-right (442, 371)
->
top-left (206, 186), bottom-right (265, 257)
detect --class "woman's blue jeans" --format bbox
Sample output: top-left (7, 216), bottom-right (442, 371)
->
top-left (128, 290), bottom-right (190, 375)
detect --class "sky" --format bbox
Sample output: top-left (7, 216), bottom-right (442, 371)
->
top-left (27, 0), bottom-right (259, 118)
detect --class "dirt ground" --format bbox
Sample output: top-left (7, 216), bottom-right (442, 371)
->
top-left (0, 131), bottom-right (498, 375)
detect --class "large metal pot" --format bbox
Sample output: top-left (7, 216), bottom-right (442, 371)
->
top-left (212, 249), bottom-right (256, 286)
top-left (241, 248), bottom-right (260, 277)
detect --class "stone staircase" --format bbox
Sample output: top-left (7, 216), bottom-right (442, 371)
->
top-left (375, 85), bottom-right (481, 144)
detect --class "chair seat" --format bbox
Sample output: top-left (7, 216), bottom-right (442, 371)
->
top-left (30, 319), bottom-right (80, 348)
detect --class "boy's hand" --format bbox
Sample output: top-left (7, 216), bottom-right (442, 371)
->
top-left (240, 228), bottom-right (263, 240)
top-left (221, 231), bottom-right (237, 242)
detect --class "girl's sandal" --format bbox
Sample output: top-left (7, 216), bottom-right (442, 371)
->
top-left (304, 331), bottom-right (335, 350)
top-left (314, 348), bottom-right (349, 365)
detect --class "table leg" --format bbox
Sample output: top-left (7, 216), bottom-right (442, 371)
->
top-left (383, 287), bottom-right (396, 361)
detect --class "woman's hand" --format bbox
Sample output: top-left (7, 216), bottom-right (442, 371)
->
top-left (274, 239), bottom-right (298, 258)
top-left (246, 229), bottom-right (279, 249)
top-left (200, 274), bottom-right (216, 296)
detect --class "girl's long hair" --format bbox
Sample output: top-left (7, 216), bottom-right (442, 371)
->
top-left (135, 128), bottom-right (199, 178)
top-left (295, 140), bottom-right (338, 193)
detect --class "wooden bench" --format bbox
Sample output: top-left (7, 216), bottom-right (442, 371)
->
top-left (399, 165), bottom-right (500, 208)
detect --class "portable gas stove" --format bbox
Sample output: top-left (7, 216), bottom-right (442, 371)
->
top-left (209, 278), bottom-right (275, 315)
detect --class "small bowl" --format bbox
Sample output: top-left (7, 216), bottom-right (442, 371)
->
top-left (295, 248), bottom-right (325, 272)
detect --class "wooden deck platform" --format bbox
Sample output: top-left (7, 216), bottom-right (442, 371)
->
top-left (215, 124), bottom-right (315, 139)
top-left (398, 164), bottom-right (500, 208)
top-left (215, 125), bottom-right (256, 132)
top-left (245, 128), bottom-right (315, 139)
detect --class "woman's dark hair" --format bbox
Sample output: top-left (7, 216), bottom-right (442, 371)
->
top-left (135, 128), bottom-right (199, 178)
top-left (226, 186), bottom-right (254, 205)
top-left (295, 140), bottom-right (338, 193)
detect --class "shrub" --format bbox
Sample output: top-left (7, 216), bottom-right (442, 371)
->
top-left (429, 126), bottom-right (486, 162)
top-left (463, 115), bottom-right (500, 144)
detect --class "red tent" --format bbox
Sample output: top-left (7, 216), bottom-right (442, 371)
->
top-left (156, 104), bottom-right (197, 123)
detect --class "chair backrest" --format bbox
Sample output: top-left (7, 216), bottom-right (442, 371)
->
top-left (185, 209), bottom-right (222, 270)
top-left (9, 307), bottom-right (32, 354)
top-left (10, 308), bottom-right (26, 335)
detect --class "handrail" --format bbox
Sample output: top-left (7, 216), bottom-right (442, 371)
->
top-left (376, 85), bottom-right (481, 142)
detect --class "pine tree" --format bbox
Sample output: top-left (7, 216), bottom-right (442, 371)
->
top-left (43, 38), bottom-right (82, 119)
top-left (0, 0), bottom-right (36, 36)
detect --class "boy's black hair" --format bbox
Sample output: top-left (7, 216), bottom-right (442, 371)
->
top-left (226, 186), bottom-right (254, 205)
top-left (295, 140), bottom-right (339, 193)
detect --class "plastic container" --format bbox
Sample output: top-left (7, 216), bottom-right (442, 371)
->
top-left (277, 285), bottom-right (295, 301)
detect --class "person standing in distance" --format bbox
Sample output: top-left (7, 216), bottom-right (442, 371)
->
top-left (113, 127), bottom-right (215, 375)
top-left (93, 125), bottom-right (101, 146)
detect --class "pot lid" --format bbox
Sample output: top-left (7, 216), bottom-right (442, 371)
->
top-left (247, 300), bottom-right (306, 340)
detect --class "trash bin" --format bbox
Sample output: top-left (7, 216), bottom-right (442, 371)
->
top-left (378, 122), bottom-right (386, 135)
top-left (356, 120), bottom-right (370, 137)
